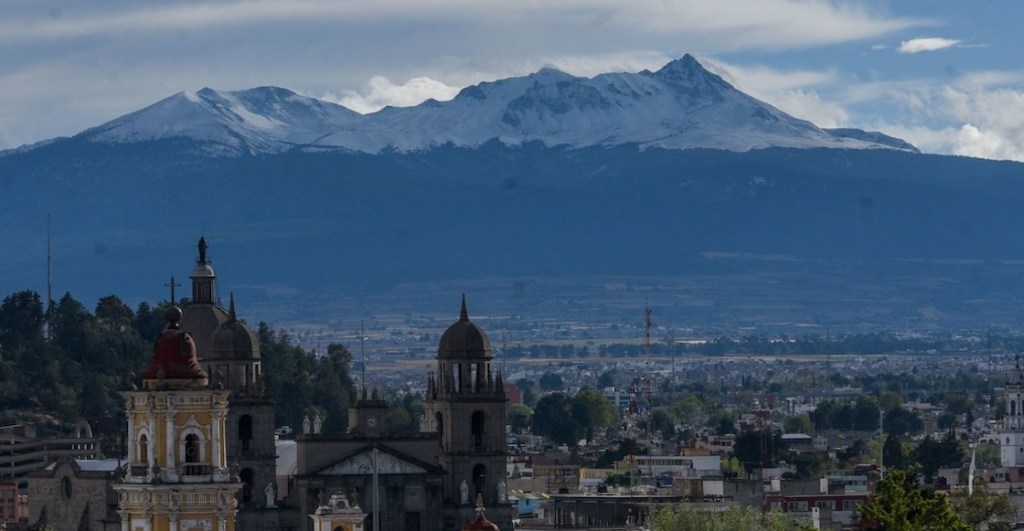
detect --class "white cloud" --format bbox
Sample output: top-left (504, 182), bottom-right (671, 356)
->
top-left (701, 58), bottom-right (848, 127)
top-left (852, 72), bottom-right (1024, 161)
top-left (0, 0), bottom-right (919, 50)
top-left (954, 124), bottom-right (1022, 160)
top-left (898, 37), bottom-right (960, 54)
top-left (325, 77), bottom-right (461, 114)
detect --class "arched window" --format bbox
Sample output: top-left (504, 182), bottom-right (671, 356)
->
top-left (471, 411), bottom-right (485, 447)
top-left (472, 464), bottom-right (486, 498)
top-left (435, 412), bottom-right (444, 435)
top-left (239, 415), bottom-right (253, 451)
top-left (240, 468), bottom-right (254, 503)
top-left (138, 434), bottom-right (149, 464)
top-left (185, 434), bottom-right (200, 463)
top-left (1013, 401), bottom-right (1017, 417)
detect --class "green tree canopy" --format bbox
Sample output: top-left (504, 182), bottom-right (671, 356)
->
top-left (859, 470), bottom-right (970, 531)
top-left (532, 392), bottom-right (579, 445)
top-left (539, 371), bottom-right (564, 391)
top-left (949, 480), bottom-right (1018, 531)
top-left (648, 504), bottom-right (814, 531)
top-left (571, 388), bottom-right (618, 443)
top-left (507, 403), bottom-right (532, 434)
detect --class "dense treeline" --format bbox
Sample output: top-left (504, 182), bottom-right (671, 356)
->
top-left (502, 331), bottom-right (1018, 359)
top-left (0, 289), bottom-right (357, 434)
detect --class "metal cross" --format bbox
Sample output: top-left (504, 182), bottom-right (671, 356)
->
top-left (164, 276), bottom-right (181, 305)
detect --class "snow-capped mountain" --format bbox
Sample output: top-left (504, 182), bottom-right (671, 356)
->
top-left (83, 86), bottom-right (360, 156)
top-left (72, 54), bottom-right (914, 156)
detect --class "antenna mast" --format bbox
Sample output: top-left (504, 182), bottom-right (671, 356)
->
top-left (46, 214), bottom-right (53, 342)
top-left (361, 320), bottom-right (366, 397)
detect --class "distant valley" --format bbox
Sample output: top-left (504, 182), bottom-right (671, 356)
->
top-left (2, 56), bottom-right (1024, 340)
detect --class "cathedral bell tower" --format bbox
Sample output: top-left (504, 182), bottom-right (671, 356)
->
top-left (1001, 355), bottom-right (1024, 467)
top-left (179, 237), bottom-right (277, 528)
top-left (114, 306), bottom-right (241, 531)
top-left (423, 296), bottom-right (510, 530)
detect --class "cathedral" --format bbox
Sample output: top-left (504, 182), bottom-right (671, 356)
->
top-left (293, 295), bottom-right (511, 531)
top-left (29, 238), bottom-right (509, 531)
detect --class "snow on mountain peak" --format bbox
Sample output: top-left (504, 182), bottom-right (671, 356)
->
top-left (72, 55), bottom-right (917, 156)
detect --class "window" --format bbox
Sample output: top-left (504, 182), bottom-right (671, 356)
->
top-left (240, 468), bottom-right (253, 503)
top-left (61, 477), bottom-right (72, 500)
top-left (239, 415), bottom-right (253, 451)
top-left (185, 434), bottom-right (200, 463)
top-left (473, 464), bottom-right (486, 498)
top-left (138, 434), bottom-right (148, 464)
top-left (404, 512), bottom-right (422, 531)
top-left (471, 411), bottom-right (485, 447)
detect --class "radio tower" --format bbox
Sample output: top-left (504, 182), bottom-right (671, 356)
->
top-left (643, 301), bottom-right (652, 352)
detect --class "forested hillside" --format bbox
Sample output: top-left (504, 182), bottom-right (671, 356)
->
top-left (0, 289), bottom-right (359, 433)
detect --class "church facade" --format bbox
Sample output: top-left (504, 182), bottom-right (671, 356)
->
top-left (27, 239), bottom-right (510, 531)
top-left (292, 296), bottom-right (511, 531)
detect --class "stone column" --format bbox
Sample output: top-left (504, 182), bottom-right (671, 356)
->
top-left (165, 405), bottom-right (177, 470)
top-left (212, 407), bottom-right (224, 469)
top-left (126, 402), bottom-right (136, 463)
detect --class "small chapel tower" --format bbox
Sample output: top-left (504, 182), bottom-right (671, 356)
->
top-left (114, 306), bottom-right (241, 531)
top-left (423, 296), bottom-right (511, 529)
top-left (1001, 355), bottom-right (1024, 466)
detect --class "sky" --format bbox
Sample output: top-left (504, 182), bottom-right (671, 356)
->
top-left (2, 0), bottom-right (1023, 161)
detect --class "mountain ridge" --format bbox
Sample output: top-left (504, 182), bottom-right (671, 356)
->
top-left (13, 54), bottom-right (916, 157)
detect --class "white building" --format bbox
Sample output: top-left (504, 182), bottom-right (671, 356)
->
top-left (1000, 357), bottom-right (1024, 467)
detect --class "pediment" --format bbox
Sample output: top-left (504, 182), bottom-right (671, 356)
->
top-left (316, 449), bottom-right (429, 476)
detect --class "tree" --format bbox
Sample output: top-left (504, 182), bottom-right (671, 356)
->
top-left (883, 434), bottom-right (906, 470)
top-left (859, 470), bottom-right (970, 530)
top-left (721, 456), bottom-right (746, 479)
top-left (671, 394), bottom-right (704, 426)
top-left (949, 480), bottom-right (1018, 531)
top-left (539, 372), bottom-right (564, 391)
top-left (532, 393), bottom-right (580, 445)
top-left (792, 451), bottom-right (832, 478)
top-left (784, 414), bottom-right (813, 434)
top-left (515, 378), bottom-right (539, 407)
top-left (913, 432), bottom-right (964, 483)
top-left (571, 388), bottom-right (617, 443)
top-left (852, 395), bottom-right (881, 431)
top-left (885, 407), bottom-right (924, 435)
top-left (711, 411), bottom-right (736, 436)
top-left (507, 404), bottom-right (532, 434)
top-left (650, 408), bottom-right (676, 440)
top-left (648, 504), bottom-right (814, 531)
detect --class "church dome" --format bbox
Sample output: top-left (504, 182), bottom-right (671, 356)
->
top-left (143, 306), bottom-right (208, 387)
top-left (212, 319), bottom-right (261, 360)
top-left (191, 262), bottom-right (215, 278)
top-left (438, 296), bottom-right (491, 360)
top-left (182, 295), bottom-right (260, 361)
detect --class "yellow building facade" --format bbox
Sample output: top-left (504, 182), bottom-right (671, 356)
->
top-left (113, 306), bottom-right (242, 531)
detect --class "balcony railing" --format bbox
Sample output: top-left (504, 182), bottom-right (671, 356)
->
top-left (182, 463), bottom-right (212, 476)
